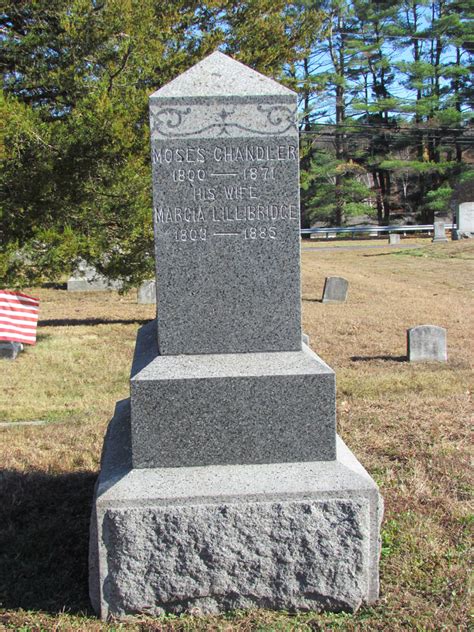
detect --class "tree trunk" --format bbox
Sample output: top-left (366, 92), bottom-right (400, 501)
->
top-left (372, 170), bottom-right (384, 225)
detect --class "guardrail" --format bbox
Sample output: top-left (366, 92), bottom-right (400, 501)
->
top-left (301, 223), bottom-right (455, 238)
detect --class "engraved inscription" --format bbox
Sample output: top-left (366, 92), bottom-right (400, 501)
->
top-left (155, 204), bottom-right (298, 223)
top-left (172, 169), bottom-right (206, 183)
top-left (152, 144), bottom-right (297, 165)
top-left (173, 227), bottom-right (208, 242)
top-left (153, 140), bottom-right (299, 242)
top-left (244, 226), bottom-right (277, 240)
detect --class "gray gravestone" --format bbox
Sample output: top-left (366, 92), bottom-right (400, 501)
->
top-left (407, 325), bottom-right (447, 362)
top-left (322, 276), bottom-right (349, 303)
top-left (90, 52), bottom-right (382, 619)
top-left (432, 221), bottom-right (448, 243)
top-left (67, 259), bottom-right (123, 292)
top-left (131, 324), bottom-right (335, 467)
top-left (453, 201), bottom-right (474, 239)
top-left (0, 341), bottom-right (22, 360)
top-left (149, 53), bottom-right (301, 355)
top-left (388, 233), bottom-right (401, 245)
top-left (137, 279), bottom-right (156, 304)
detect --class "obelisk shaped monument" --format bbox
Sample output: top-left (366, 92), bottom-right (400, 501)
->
top-left (89, 52), bottom-right (382, 619)
top-left (149, 51), bottom-right (301, 355)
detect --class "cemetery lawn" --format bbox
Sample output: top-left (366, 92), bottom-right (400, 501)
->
top-left (1, 238), bottom-right (472, 631)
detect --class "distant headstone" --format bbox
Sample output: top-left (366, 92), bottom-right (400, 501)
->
top-left (432, 221), bottom-right (448, 242)
top-left (0, 341), bottom-right (22, 360)
top-left (90, 52), bottom-right (382, 620)
top-left (137, 280), bottom-right (156, 304)
top-left (322, 276), bottom-right (349, 303)
top-left (453, 201), bottom-right (474, 239)
top-left (450, 178), bottom-right (474, 226)
top-left (388, 233), bottom-right (401, 245)
top-left (67, 259), bottom-right (123, 291)
top-left (407, 325), bottom-right (447, 362)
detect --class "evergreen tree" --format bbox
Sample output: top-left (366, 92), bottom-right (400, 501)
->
top-left (1, 0), bottom-right (472, 286)
top-left (1, 0), bottom-right (221, 287)
top-left (297, 0), bottom-right (472, 226)
top-left (390, 0), bottom-right (473, 221)
top-left (1, 0), bottom-right (317, 287)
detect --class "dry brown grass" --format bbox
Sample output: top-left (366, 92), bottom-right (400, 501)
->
top-left (0, 238), bottom-right (472, 631)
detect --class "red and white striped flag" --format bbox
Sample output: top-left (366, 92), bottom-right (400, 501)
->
top-left (0, 290), bottom-right (40, 345)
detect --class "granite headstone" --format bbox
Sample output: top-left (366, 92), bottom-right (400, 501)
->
top-left (432, 221), bottom-right (448, 243)
top-left (454, 201), bottom-right (474, 239)
top-left (90, 52), bottom-right (382, 620)
top-left (67, 259), bottom-right (122, 292)
top-left (407, 325), bottom-right (447, 362)
top-left (137, 280), bottom-right (156, 304)
top-left (149, 53), bottom-right (301, 355)
top-left (322, 276), bottom-right (349, 303)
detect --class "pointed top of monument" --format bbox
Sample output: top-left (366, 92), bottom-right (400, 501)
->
top-left (150, 51), bottom-right (295, 99)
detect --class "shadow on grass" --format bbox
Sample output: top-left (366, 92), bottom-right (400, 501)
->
top-left (362, 246), bottom-right (422, 257)
top-left (39, 318), bottom-right (151, 327)
top-left (41, 282), bottom-right (67, 290)
top-left (0, 469), bottom-right (97, 615)
top-left (302, 298), bottom-right (323, 303)
top-left (351, 355), bottom-right (407, 362)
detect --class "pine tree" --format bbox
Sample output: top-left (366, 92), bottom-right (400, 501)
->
top-left (390, 0), bottom-right (473, 221)
top-left (1, 0), bottom-right (323, 287)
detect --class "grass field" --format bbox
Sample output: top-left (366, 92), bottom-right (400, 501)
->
top-left (1, 238), bottom-right (473, 631)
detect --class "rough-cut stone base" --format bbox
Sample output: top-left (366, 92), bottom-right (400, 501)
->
top-left (89, 400), bottom-right (383, 619)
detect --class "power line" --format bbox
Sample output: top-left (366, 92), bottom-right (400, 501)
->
top-left (299, 122), bottom-right (472, 132)
top-left (299, 132), bottom-right (474, 143)
top-left (320, 30), bottom-right (469, 43)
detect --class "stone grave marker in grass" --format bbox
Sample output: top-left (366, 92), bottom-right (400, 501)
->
top-left (67, 259), bottom-right (123, 292)
top-left (322, 276), bottom-right (349, 303)
top-left (432, 221), bottom-right (448, 243)
top-left (407, 325), bottom-right (447, 362)
top-left (137, 279), bottom-right (156, 304)
top-left (454, 202), bottom-right (474, 239)
top-left (89, 51), bottom-right (383, 620)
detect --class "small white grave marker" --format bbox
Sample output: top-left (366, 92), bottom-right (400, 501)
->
top-left (407, 325), bottom-right (447, 362)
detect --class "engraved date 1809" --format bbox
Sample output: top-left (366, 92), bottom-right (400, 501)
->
top-left (173, 227), bottom-right (208, 242)
top-left (172, 226), bottom-right (277, 242)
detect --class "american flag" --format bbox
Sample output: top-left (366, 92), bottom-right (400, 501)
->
top-left (0, 290), bottom-right (40, 345)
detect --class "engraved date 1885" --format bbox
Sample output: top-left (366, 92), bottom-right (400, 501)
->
top-left (244, 226), bottom-right (276, 240)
